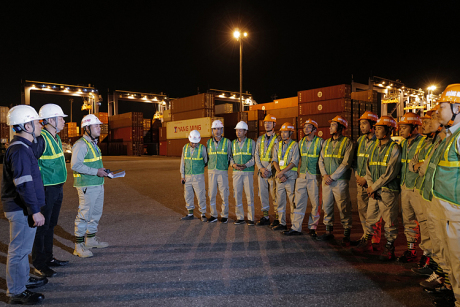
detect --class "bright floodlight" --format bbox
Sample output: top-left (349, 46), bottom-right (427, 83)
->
top-left (244, 32), bottom-right (248, 37)
top-left (234, 30), bottom-right (241, 39)
top-left (428, 85), bottom-right (437, 91)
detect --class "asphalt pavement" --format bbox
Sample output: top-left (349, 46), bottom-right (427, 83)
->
top-left (0, 156), bottom-right (436, 306)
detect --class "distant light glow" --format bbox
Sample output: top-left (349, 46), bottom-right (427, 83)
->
top-left (234, 30), bottom-right (240, 39)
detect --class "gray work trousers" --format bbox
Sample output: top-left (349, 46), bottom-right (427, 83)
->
top-left (357, 183), bottom-right (382, 243)
top-left (292, 176), bottom-right (321, 232)
top-left (5, 210), bottom-right (37, 296)
top-left (366, 189), bottom-right (399, 243)
top-left (321, 180), bottom-right (352, 229)
top-left (276, 178), bottom-right (296, 226)
top-left (232, 172), bottom-right (255, 221)
top-left (75, 185), bottom-right (104, 237)
top-left (208, 172), bottom-right (229, 218)
top-left (184, 174), bottom-right (207, 214)
top-left (401, 187), bottom-right (432, 255)
top-left (258, 174), bottom-right (277, 213)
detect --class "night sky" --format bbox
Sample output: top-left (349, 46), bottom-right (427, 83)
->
top-left (1, 2), bottom-right (459, 121)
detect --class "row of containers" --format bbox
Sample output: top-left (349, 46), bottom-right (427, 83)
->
top-left (158, 85), bottom-right (379, 157)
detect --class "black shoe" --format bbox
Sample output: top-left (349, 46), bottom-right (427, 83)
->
top-left (26, 276), bottom-right (48, 289)
top-left (247, 220), bottom-right (255, 226)
top-left (316, 233), bottom-right (334, 241)
top-left (181, 214), bottom-right (194, 221)
top-left (379, 244), bottom-right (396, 261)
top-left (46, 258), bottom-right (69, 267)
top-left (283, 229), bottom-right (302, 236)
top-left (201, 215), bottom-right (208, 222)
top-left (272, 224), bottom-right (287, 231)
top-left (270, 220), bottom-right (280, 228)
top-left (220, 218), bottom-right (228, 224)
top-left (34, 267), bottom-right (56, 278)
top-left (397, 249), bottom-right (417, 263)
top-left (234, 219), bottom-right (245, 225)
top-left (256, 217), bottom-right (270, 226)
top-left (8, 290), bottom-right (44, 305)
top-left (208, 216), bottom-right (218, 223)
top-left (309, 229), bottom-right (317, 238)
top-left (412, 265), bottom-right (434, 276)
top-left (341, 236), bottom-right (351, 247)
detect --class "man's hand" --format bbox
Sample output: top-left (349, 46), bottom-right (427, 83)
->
top-left (279, 175), bottom-right (287, 183)
top-left (356, 176), bottom-right (367, 187)
top-left (32, 212), bottom-right (45, 227)
top-left (276, 170), bottom-right (285, 179)
top-left (260, 168), bottom-right (267, 178)
top-left (414, 162), bottom-right (423, 172)
top-left (97, 168), bottom-right (108, 177)
top-left (239, 164), bottom-right (247, 170)
top-left (323, 175), bottom-right (334, 185)
top-left (367, 186), bottom-right (374, 197)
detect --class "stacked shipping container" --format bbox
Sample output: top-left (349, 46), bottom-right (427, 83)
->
top-left (109, 112), bottom-right (144, 156)
top-left (350, 90), bottom-right (379, 141)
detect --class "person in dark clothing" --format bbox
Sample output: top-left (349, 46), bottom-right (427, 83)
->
top-left (2, 105), bottom-right (47, 305)
top-left (30, 104), bottom-right (70, 278)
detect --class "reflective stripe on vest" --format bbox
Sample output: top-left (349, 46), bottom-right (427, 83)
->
top-left (324, 137), bottom-right (347, 159)
top-left (73, 137), bottom-right (104, 187)
top-left (299, 136), bottom-right (321, 175)
top-left (277, 140), bottom-right (297, 172)
top-left (369, 141), bottom-right (400, 191)
top-left (207, 138), bottom-right (229, 170)
top-left (401, 135), bottom-right (426, 187)
top-left (39, 129), bottom-right (67, 186)
top-left (232, 138), bottom-right (254, 172)
top-left (184, 143), bottom-right (205, 175)
top-left (260, 134), bottom-right (277, 162)
top-left (356, 135), bottom-right (376, 177)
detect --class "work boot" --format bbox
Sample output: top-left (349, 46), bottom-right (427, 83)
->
top-left (8, 290), bottom-right (44, 305)
top-left (270, 220), bottom-right (280, 228)
top-left (372, 243), bottom-right (382, 252)
top-left (256, 216), bottom-right (270, 226)
top-left (220, 217), bottom-right (228, 224)
top-left (379, 243), bottom-right (396, 261)
top-left (234, 219), bottom-right (245, 225)
top-left (341, 236), bottom-right (351, 247)
top-left (73, 243), bottom-right (93, 258)
top-left (247, 220), bottom-right (255, 226)
top-left (352, 238), bottom-right (373, 254)
top-left (412, 264), bottom-right (434, 276)
top-left (208, 216), bottom-right (218, 223)
top-left (26, 276), bottom-right (48, 289)
top-left (181, 214), bottom-right (194, 220)
top-left (46, 258), bottom-right (69, 267)
top-left (33, 267), bottom-right (56, 278)
top-left (397, 249), bottom-right (417, 263)
top-left (85, 236), bottom-right (109, 249)
top-left (201, 215), bottom-right (207, 222)
top-left (316, 232), bottom-right (334, 241)
top-left (420, 272), bottom-right (444, 290)
top-left (309, 229), bottom-right (317, 238)
top-left (272, 224), bottom-right (287, 231)
top-left (282, 229), bottom-right (302, 236)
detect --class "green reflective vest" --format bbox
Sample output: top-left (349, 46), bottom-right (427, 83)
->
top-left (400, 135), bottom-right (425, 188)
top-left (184, 143), bottom-right (205, 175)
top-left (415, 137), bottom-right (435, 191)
top-left (39, 129), bottom-right (67, 186)
top-left (299, 135), bottom-right (322, 175)
top-left (432, 127), bottom-right (460, 206)
top-left (277, 139), bottom-right (297, 172)
top-left (356, 135), bottom-right (376, 177)
top-left (207, 137), bottom-right (229, 171)
top-left (422, 137), bottom-right (446, 202)
top-left (259, 134), bottom-right (278, 162)
top-left (232, 138), bottom-right (254, 172)
top-left (368, 140), bottom-right (400, 192)
top-left (73, 137), bottom-right (104, 187)
top-left (323, 136), bottom-right (352, 180)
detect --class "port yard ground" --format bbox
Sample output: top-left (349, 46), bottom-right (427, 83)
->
top-left (0, 156), bottom-right (433, 306)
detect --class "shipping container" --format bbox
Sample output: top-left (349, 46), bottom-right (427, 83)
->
top-left (111, 126), bottom-right (143, 142)
top-left (221, 112), bottom-right (248, 141)
top-left (298, 84), bottom-right (351, 103)
top-left (171, 108), bottom-right (214, 121)
top-left (351, 90), bottom-right (375, 102)
top-left (298, 98), bottom-right (351, 116)
top-left (166, 117), bottom-right (224, 140)
top-left (94, 112), bottom-right (109, 124)
top-left (0, 106), bottom-right (9, 124)
top-left (159, 127), bottom-right (167, 141)
top-left (124, 141), bottom-right (144, 156)
top-left (171, 93), bottom-right (214, 113)
top-left (107, 142), bottom-right (127, 156)
top-left (159, 141), bottom-right (168, 156)
top-left (247, 131), bottom-right (259, 141)
top-left (109, 112), bottom-right (143, 129)
top-left (299, 113), bottom-right (346, 128)
top-left (166, 137), bottom-right (211, 157)
top-left (66, 122), bottom-right (77, 128)
top-left (246, 110), bottom-right (265, 121)
top-left (248, 120), bottom-right (258, 132)
top-left (268, 107), bottom-right (298, 119)
top-left (0, 123), bottom-right (10, 140)
top-left (249, 97), bottom-right (298, 111)
top-left (299, 127), bottom-right (332, 140)
top-left (274, 117), bottom-right (297, 130)
top-left (101, 124), bottom-right (109, 134)
top-left (143, 119), bottom-right (151, 130)
top-left (162, 109), bottom-right (172, 122)
top-left (215, 103), bottom-right (233, 114)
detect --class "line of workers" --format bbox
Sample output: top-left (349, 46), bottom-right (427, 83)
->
top-left (180, 84), bottom-right (460, 307)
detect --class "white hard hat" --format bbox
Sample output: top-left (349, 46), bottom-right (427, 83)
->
top-left (211, 120), bottom-right (224, 129)
top-left (234, 121), bottom-right (248, 130)
top-left (188, 130), bottom-right (201, 143)
top-left (39, 104), bottom-right (68, 119)
top-left (81, 114), bottom-right (103, 127)
top-left (7, 105), bottom-right (43, 126)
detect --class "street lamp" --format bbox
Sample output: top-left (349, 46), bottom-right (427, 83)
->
top-left (234, 29), bottom-right (248, 112)
top-left (427, 85), bottom-right (437, 109)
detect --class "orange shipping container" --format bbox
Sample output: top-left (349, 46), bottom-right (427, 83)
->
top-left (246, 110), bottom-right (265, 121)
top-left (268, 107), bottom-right (298, 119)
top-left (298, 84), bottom-right (351, 103)
top-left (171, 109), bottom-right (214, 121)
top-left (171, 93), bottom-right (214, 113)
top-left (298, 98), bottom-right (351, 116)
top-left (351, 90), bottom-right (376, 103)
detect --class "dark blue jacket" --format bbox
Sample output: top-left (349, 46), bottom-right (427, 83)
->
top-left (1, 136), bottom-right (46, 215)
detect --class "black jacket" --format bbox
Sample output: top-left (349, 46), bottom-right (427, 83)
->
top-left (1, 136), bottom-right (46, 215)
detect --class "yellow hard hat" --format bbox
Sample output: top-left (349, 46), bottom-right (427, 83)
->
top-left (398, 113), bottom-right (422, 126)
top-left (328, 115), bottom-right (348, 129)
top-left (279, 122), bottom-right (295, 131)
top-left (439, 84), bottom-right (460, 104)
top-left (263, 114), bottom-right (276, 122)
top-left (375, 115), bottom-right (397, 128)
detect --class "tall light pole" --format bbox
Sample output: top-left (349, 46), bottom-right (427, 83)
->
top-left (427, 85), bottom-right (436, 110)
top-left (234, 29), bottom-right (247, 112)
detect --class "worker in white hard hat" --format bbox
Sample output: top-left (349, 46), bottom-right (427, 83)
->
top-left (230, 121), bottom-right (256, 225)
top-left (2, 105), bottom-right (47, 304)
top-left (255, 114), bottom-right (280, 226)
top-left (180, 130), bottom-right (208, 221)
top-left (285, 119), bottom-right (323, 236)
top-left (71, 114), bottom-right (109, 258)
top-left (317, 115), bottom-right (355, 245)
top-left (31, 104), bottom-right (69, 278)
top-left (207, 119), bottom-right (232, 223)
top-left (272, 122), bottom-right (299, 231)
